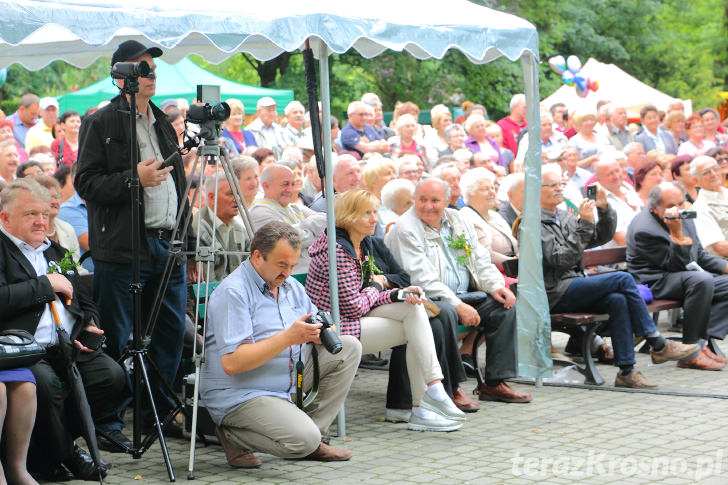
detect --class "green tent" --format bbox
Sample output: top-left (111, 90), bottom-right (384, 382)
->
top-left (57, 58), bottom-right (294, 115)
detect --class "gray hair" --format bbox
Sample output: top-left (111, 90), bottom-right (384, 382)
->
top-left (203, 172), bottom-right (231, 197)
top-left (347, 100), bottom-right (365, 116)
top-left (0, 177), bottom-right (50, 211)
top-left (431, 162), bottom-right (458, 180)
top-left (464, 114), bottom-right (486, 135)
top-left (381, 178), bottom-right (414, 211)
top-left (361, 93), bottom-right (382, 107)
top-left (607, 104), bottom-right (626, 119)
top-left (250, 221), bottom-right (301, 257)
top-left (444, 123), bottom-right (465, 140)
top-left (459, 167), bottom-right (495, 204)
top-left (689, 155), bottom-right (716, 177)
top-left (333, 153), bottom-right (357, 176)
top-left (414, 177), bottom-right (450, 200)
top-left (623, 142), bottom-right (643, 156)
top-left (501, 172), bottom-right (525, 194)
top-left (647, 184), bottom-right (664, 209)
top-left (509, 94), bottom-right (526, 111)
top-left (276, 157), bottom-right (302, 171)
top-left (230, 155), bottom-right (259, 177)
top-left (260, 164), bottom-right (293, 185)
top-left (541, 163), bottom-right (563, 179)
top-left (284, 100), bottom-right (305, 116)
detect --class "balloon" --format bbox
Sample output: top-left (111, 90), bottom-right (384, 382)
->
top-left (562, 71), bottom-right (575, 86)
top-left (574, 75), bottom-right (588, 94)
top-left (0, 69), bottom-right (6, 88)
top-left (548, 55), bottom-right (566, 75)
top-left (566, 55), bottom-right (582, 73)
top-left (588, 79), bottom-right (599, 93)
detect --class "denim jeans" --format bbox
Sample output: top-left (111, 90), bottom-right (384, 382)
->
top-left (552, 272), bottom-right (656, 367)
top-left (93, 237), bottom-right (186, 421)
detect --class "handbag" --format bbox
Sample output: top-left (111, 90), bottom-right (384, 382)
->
top-left (0, 330), bottom-right (46, 370)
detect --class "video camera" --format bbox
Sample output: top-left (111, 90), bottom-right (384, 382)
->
top-left (183, 85), bottom-right (230, 151)
top-left (664, 210), bottom-right (697, 220)
top-left (111, 60), bottom-right (154, 79)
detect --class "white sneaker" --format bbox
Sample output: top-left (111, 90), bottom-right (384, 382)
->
top-left (385, 408), bottom-right (412, 423)
top-left (420, 392), bottom-right (466, 421)
top-left (407, 409), bottom-right (462, 432)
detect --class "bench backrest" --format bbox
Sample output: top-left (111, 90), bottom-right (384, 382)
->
top-left (501, 246), bottom-right (627, 279)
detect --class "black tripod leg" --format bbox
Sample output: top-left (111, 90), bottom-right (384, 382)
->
top-left (144, 354), bottom-right (209, 446)
top-left (136, 352), bottom-right (176, 482)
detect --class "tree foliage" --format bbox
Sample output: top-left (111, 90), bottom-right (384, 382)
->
top-left (1, 1), bottom-right (725, 118)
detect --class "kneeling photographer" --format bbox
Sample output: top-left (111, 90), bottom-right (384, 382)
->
top-left (200, 221), bottom-right (361, 468)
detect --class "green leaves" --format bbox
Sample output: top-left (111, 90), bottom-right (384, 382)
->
top-left (47, 250), bottom-right (80, 276)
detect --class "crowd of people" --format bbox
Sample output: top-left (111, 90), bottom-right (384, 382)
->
top-left (1, 39), bottom-right (728, 479)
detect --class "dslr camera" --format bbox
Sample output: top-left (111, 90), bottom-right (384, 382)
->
top-left (305, 311), bottom-right (342, 354)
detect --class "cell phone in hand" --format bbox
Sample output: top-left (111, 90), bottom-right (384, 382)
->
top-left (159, 151), bottom-right (181, 170)
top-left (586, 185), bottom-right (597, 201)
top-left (397, 289), bottom-right (419, 300)
top-left (78, 331), bottom-right (106, 351)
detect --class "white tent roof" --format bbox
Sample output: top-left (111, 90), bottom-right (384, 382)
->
top-left (0, 0), bottom-right (538, 69)
top-left (540, 58), bottom-right (691, 117)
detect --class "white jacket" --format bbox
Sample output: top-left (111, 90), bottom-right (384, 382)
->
top-left (384, 207), bottom-right (505, 306)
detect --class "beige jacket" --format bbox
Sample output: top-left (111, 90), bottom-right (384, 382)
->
top-left (384, 207), bottom-right (505, 307)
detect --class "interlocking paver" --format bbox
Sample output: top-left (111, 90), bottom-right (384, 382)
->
top-left (53, 330), bottom-right (728, 485)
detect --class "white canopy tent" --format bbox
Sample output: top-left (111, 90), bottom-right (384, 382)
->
top-left (541, 58), bottom-right (691, 118)
top-left (0, 0), bottom-right (552, 474)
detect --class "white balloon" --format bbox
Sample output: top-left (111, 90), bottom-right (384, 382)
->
top-left (566, 55), bottom-right (582, 73)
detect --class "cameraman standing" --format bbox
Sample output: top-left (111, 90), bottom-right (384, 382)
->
top-left (200, 221), bottom-right (361, 467)
top-left (75, 40), bottom-right (190, 446)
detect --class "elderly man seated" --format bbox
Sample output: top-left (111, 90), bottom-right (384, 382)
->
top-left (497, 172), bottom-right (524, 228)
top-left (539, 165), bottom-right (698, 388)
top-left (190, 171), bottom-right (248, 282)
top-left (379, 178), bottom-right (415, 232)
top-left (594, 157), bottom-right (643, 247)
top-left (309, 154), bottom-right (362, 212)
top-left (626, 181), bottom-right (728, 370)
top-left (385, 178), bottom-right (532, 403)
top-left (249, 164), bottom-right (326, 274)
top-left (0, 178), bottom-right (127, 480)
top-left (692, 155), bottom-right (728, 259)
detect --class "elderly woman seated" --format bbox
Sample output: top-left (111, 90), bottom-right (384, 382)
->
top-left (0, 367), bottom-right (37, 485)
top-left (464, 114), bottom-right (502, 167)
top-left (422, 104), bottom-right (452, 161)
top-left (459, 168), bottom-right (519, 276)
top-left (361, 156), bottom-right (397, 201)
top-left (379, 178), bottom-right (415, 232)
top-left (439, 124), bottom-right (467, 157)
top-left (306, 189), bottom-right (465, 432)
top-left (388, 114), bottom-right (429, 169)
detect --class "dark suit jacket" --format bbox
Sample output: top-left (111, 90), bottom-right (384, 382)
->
top-left (497, 200), bottom-right (519, 229)
top-left (0, 232), bottom-right (99, 339)
top-left (626, 208), bottom-right (727, 286)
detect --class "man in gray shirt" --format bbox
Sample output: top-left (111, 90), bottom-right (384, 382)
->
top-left (200, 221), bottom-right (361, 467)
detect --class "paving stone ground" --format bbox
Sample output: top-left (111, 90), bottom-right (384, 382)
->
top-left (52, 324), bottom-right (728, 485)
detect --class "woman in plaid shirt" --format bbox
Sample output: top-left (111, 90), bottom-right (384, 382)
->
top-left (306, 190), bottom-right (465, 432)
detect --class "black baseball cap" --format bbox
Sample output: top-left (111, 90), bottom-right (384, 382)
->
top-left (111, 40), bottom-right (163, 67)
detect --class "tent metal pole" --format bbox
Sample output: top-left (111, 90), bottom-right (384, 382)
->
top-left (517, 53), bottom-right (552, 381)
top-left (317, 41), bottom-right (346, 437)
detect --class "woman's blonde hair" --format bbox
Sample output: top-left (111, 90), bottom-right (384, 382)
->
top-left (361, 157), bottom-right (397, 192)
top-left (335, 189), bottom-right (380, 230)
top-left (573, 110), bottom-right (597, 130)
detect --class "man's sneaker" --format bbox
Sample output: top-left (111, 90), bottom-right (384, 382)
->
top-left (385, 408), bottom-right (412, 423)
top-left (615, 370), bottom-right (658, 389)
top-left (650, 340), bottom-right (699, 364)
top-left (407, 410), bottom-right (462, 432)
top-left (677, 350), bottom-right (724, 371)
top-left (420, 393), bottom-right (466, 421)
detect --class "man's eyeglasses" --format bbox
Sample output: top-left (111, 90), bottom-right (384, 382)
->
top-left (715, 156), bottom-right (728, 164)
top-left (700, 165), bottom-right (722, 176)
top-left (542, 182), bottom-right (567, 189)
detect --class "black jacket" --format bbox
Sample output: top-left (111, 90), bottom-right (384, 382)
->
top-left (541, 205), bottom-right (617, 308)
top-left (626, 208), bottom-right (728, 285)
top-left (75, 94), bottom-right (190, 264)
top-left (0, 233), bottom-right (99, 339)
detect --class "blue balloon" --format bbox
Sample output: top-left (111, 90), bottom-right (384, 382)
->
top-left (562, 71), bottom-right (575, 86)
top-left (0, 69), bottom-right (6, 88)
top-left (574, 75), bottom-right (588, 93)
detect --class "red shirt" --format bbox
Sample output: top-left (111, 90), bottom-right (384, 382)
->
top-left (497, 116), bottom-right (526, 156)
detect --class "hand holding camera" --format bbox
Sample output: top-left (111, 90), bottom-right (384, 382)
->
top-left (305, 311), bottom-right (342, 354)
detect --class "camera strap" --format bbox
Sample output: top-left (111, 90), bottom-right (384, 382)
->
top-left (295, 344), bottom-right (320, 410)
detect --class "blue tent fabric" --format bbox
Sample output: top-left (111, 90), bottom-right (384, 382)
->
top-left (57, 58), bottom-right (294, 114)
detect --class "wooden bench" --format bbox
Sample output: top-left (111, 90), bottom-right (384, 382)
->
top-left (501, 246), bottom-right (688, 386)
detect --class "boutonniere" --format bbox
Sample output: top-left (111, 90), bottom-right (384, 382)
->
top-left (361, 252), bottom-right (383, 284)
top-left (446, 233), bottom-right (472, 265)
top-left (47, 250), bottom-right (80, 276)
